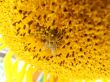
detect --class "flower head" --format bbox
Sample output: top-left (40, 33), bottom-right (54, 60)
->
top-left (0, 0), bottom-right (110, 81)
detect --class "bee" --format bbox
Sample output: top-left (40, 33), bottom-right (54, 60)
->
top-left (39, 27), bottom-right (64, 56)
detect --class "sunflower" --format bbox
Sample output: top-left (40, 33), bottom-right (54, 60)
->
top-left (0, 0), bottom-right (110, 82)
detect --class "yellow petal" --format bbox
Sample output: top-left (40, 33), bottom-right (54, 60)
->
top-left (4, 51), bottom-right (13, 82)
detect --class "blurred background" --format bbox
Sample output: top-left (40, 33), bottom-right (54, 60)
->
top-left (0, 49), bottom-right (8, 82)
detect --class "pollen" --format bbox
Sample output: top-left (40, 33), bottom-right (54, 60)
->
top-left (0, 0), bottom-right (110, 81)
